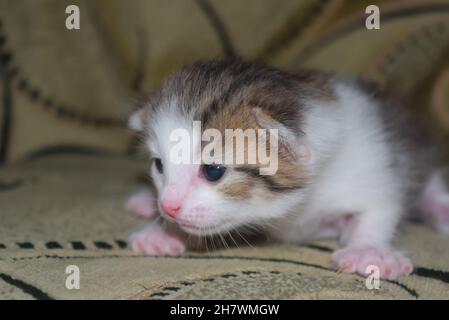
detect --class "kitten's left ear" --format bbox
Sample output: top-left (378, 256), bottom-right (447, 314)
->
top-left (251, 107), bottom-right (313, 164)
top-left (128, 108), bottom-right (144, 132)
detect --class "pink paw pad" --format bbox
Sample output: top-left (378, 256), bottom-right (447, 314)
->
top-left (129, 228), bottom-right (186, 256)
top-left (332, 246), bottom-right (413, 280)
top-left (126, 191), bottom-right (157, 219)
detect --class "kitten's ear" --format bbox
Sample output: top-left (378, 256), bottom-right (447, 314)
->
top-left (251, 107), bottom-right (313, 164)
top-left (251, 107), bottom-right (291, 141)
top-left (128, 108), bottom-right (144, 131)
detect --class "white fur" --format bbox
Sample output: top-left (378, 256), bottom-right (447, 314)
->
top-left (273, 82), bottom-right (405, 246)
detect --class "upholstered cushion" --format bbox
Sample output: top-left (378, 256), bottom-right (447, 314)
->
top-left (1, 155), bottom-right (448, 299)
top-left (1, 0), bottom-right (449, 300)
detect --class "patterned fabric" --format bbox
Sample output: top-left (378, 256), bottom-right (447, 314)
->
top-left (0, 0), bottom-right (448, 163)
top-left (0, 156), bottom-right (448, 299)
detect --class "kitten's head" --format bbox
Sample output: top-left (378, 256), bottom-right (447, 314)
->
top-left (129, 61), bottom-right (331, 236)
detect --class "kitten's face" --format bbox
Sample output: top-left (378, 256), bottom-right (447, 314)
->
top-left (137, 104), bottom-right (308, 237)
top-left (129, 61), bottom-right (319, 236)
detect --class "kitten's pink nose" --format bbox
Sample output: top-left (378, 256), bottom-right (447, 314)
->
top-left (161, 201), bottom-right (182, 218)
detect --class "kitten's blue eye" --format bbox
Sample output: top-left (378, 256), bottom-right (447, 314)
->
top-left (202, 165), bottom-right (226, 182)
top-left (154, 158), bottom-right (163, 174)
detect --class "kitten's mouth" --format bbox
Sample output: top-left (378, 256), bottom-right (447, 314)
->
top-left (160, 210), bottom-right (234, 236)
top-left (179, 222), bottom-right (234, 236)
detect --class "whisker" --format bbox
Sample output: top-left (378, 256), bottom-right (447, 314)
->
top-left (202, 231), bottom-right (209, 253)
top-left (235, 228), bottom-right (254, 249)
top-left (218, 232), bottom-right (229, 250)
top-left (210, 234), bottom-right (217, 252)
top-left (227, 230), bottom-right (240, 249)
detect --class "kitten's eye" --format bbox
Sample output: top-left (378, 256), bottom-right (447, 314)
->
top-left (202, 165), bottom-right (226, 182)
top-left (154, 158), bottom-right (163, 174)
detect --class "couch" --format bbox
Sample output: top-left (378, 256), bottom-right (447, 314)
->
top-left (1, 0), bottom-right (449, 299)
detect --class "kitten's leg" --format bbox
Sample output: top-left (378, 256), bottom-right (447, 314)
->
top-left (317, 214), bottom-right (355, 240)
top-left (418, 171), bottom-right (449, 235)
top-left (331, 204), bottom-right (413, 279)
top-left (128, 222), bottom-right (186, 256)
top-left (126, 189), bottom-right (157, 219)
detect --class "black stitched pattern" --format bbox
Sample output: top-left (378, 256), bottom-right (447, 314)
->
top-left (0, 18), bottom-right (125, 130)
top-left (0, 273), bottom-right (53, 300)
top-left (70, 241), bottom-right (87, 250)
top-left (2, 241), bottom-right (449, 298)
top-left (93, 241), bottom-right (113, 250)
top-left (146, 269), bottom-right (417, 300)
top-left (45, 241), bottom-right (63, 249)
top-left (0, 24), bottom-right (12, 166)
top-left (115, 239), bottom-right (128, 249)
top-left (305, 244), bottom-right (333, 253)
top-left (415, 267), bottom-right (449, 284)
top-left (16, 242), bottom-right (34, 249)
top-left (0, 239), bottom-right (128, 251)
top-left (297, 3), bottom-right (449, 62)
top-left (242, 271), bottom-right (259, 275)
top-left (220, 273), bottom-right (238, 278)
top-left (256, 0), bottom-right (331, 61)
top-left (195, 0), bottom-right (237, 59)
top-left (145, 256), bottom-right (420, 299)
top-left (377, 22), bottom-right (448, 77)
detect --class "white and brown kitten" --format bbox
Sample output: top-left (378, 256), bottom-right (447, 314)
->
top-left (126, 60), bottom-right (448, 279)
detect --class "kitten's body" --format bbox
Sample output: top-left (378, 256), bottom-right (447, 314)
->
top-left (127, 61), bottom-right (448, 279)
top-left (271, 79), bottom-right (434, 245)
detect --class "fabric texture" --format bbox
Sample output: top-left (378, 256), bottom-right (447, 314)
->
top-left (1, 156), bottom-right (449, 300)
top-left (0, 0), bottom-right (449, 299)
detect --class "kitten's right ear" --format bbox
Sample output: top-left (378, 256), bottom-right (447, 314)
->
top-left (128, 108), bottom-right (144, 131)
top-left (251, 107), bottom-right (314, 165)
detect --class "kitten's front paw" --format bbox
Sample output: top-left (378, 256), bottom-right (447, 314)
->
top-left (332, 246), bottom-right (413, 279)
top-left (126, 190), bottom-right (157, 219)
top-left (129, 226), bottom-right (185, 256)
